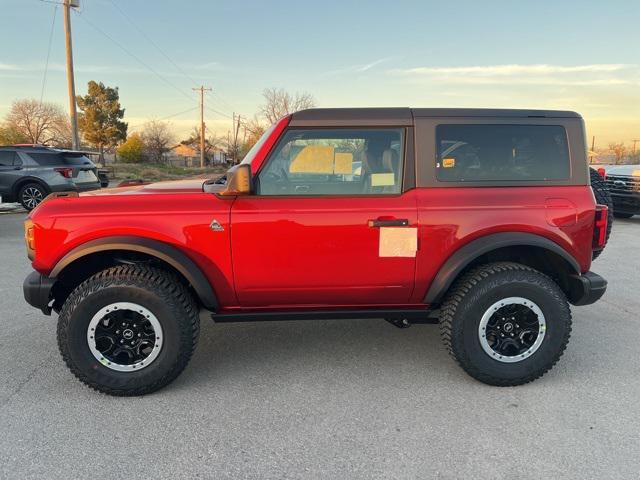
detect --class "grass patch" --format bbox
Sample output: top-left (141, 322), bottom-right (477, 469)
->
top-left (104, 163), bottom-right (228, 182)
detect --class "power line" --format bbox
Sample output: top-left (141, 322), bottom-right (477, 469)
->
top-left (40, 3), bottom-right (58, 105)
top-left (106, 0), bottom-right (199, 87)
top-left (106, 0), bottom-right (238, 118)
top-left (74, 9), bottom-right (196, 104)
top-left (128, 106), bottom-right (199, 129)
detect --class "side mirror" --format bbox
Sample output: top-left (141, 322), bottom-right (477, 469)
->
top-left (219, 164), bottom-right (252, 196)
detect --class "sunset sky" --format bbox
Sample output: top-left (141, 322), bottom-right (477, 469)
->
top-left (1, 0), bottom-right (638, 148)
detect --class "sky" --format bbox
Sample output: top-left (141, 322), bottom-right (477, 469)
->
top-left (0, 0), bottom-right (639, 147)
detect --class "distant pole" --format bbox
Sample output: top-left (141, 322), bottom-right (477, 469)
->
top-left (633, 139), bottom-right (639, 155)
top-left (193, 85), bottom-right (212, 168)
top-left (590, 136), bottom-right (595, 164)
top-left (63, 0), bottom-right (79, 150)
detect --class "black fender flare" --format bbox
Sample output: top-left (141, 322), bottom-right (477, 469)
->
top-left (50, 236), bottom-right (218, 310)
top-left (424, 232), bottom-right (581, 304)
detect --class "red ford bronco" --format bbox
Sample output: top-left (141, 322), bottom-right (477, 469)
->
top-left (23, 108), bottom-right (609, 396)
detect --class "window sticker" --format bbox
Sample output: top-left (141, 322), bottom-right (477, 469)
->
top-left (442, 158), bottom-right (456, 168)
top-left (370, 173), bottom-right (395, 186)
top-left (334, 152), bottom-right (353, 174)
top-left (379, 227), bottom-right (417, 257)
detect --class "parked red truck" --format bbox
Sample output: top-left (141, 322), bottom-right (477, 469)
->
top-left (23, 108), bottom-right (608, 395)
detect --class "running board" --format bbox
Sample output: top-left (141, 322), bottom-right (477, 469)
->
top-left (210, 309), bottom-right (439, 324)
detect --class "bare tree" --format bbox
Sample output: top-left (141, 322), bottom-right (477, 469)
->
top-left (259, 88), bottom-right (316, 125)
top-left (141, 120), bottom-right (174, 163)
top-left (5, 99), bottom-right (71, 146)
top-left (609, 142), bottom-right (627, 165)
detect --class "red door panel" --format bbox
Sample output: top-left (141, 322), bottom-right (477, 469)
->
top-left (230, 192), bottom-right (418, 307)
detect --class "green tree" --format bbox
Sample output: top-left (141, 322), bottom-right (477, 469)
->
top-left (77, 81), bottom-right (127, 159)
top-left (117, 133), bottom-right (145, 163)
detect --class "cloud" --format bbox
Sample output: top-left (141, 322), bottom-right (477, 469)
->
top-left (388, 63), bottom-right (639, 87)
top-left (323, 57), bottom-right (394, 76)
top-left (0, 63), bottom-right (20, 71)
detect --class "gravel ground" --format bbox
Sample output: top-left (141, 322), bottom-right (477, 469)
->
top-left (1, 213), bottom-right (639, 479)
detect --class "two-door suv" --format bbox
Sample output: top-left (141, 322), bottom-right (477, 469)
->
top-left (23, 108), bottom-right (609, 396)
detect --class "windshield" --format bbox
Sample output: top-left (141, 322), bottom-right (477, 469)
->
top-left (240, 122), bottom-right (279, 166)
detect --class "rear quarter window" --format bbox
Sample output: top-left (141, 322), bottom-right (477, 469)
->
top-left (436, 124), bottom-right (570, 182)
top-left (26, 152), bottom-right (63, 166)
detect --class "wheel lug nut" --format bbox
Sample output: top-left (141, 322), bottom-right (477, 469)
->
top-left (130, 341), bottom-right (135, 345)
top-left (120, 339), bottom-right (124, 344)
top-left (138, 333), bottom-right (142, 337)
top-left (115, 330), bottom-right (120, 334)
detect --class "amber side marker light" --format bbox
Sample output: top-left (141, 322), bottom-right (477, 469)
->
top-left (24, 219), bottom-right (35, 261)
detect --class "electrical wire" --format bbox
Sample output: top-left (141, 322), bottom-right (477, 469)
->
top-left (106, 0), bottom-right (199, 87)
top-left (107, 0), bottom-right (238, 117)
top-left (40, 3), bottom-right (58, 105)
top-left (74, 9), bottom-right (197, 104)
top-left (128, 106), bottom-right (199, 130)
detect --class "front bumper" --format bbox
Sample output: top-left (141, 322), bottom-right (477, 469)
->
top-left (567, 271), bottom-right (607, 306)
top-left (23, 271), bottom-right (55, 315)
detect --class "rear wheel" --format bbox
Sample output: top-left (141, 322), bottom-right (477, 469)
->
top-left (18, 182), bottom-right (47, 211)
top-left (440, 262), bottom-right (572, 386)
top-left (57, 265), bottom-right (200, 396)
top-left (589, 167), bottom-right (613, 259)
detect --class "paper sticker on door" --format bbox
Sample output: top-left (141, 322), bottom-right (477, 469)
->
top-left (379, 227), bottom-right (417, 257)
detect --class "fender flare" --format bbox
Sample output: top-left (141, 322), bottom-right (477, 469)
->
top-left (424, 232), bottom-right (581, 304)
top-left (50, 236), bottom-right (218, 310)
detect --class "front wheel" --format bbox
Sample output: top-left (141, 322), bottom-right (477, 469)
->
top-left (18, 182), bottom-right (47, 211)
top-left (57, 265), bottom-right (200, 396)
top-left (440, 262), bottom-right (572, 386)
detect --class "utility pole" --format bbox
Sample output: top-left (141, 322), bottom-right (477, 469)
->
top-left (63, 0), bottom-right (79, 150)
top-left (192, 85), bottom-right (211, 168)
top-left (590, 136), bottom-right (595, 164)
top-left (633, 139), bottom-right (639, 156)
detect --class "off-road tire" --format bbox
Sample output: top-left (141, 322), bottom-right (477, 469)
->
top-left (439, 262), bottom-right (572, 386)
top-left (613, 212), bottom-right (634, 219)
top-left (590, 167), bottom-right (613, 259)
top-left (18, 182), bottom-right (47, 211)
top-left (57, 265), bottom-right (200, 396)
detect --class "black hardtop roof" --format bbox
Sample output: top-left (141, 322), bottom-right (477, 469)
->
top-left (291, 107), bottom-right (581, 122)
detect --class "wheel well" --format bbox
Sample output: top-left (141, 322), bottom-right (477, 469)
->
top-left (461, 245), bottom-right (576, 297)
top-left (51, 250), bottom-right (196, 311)
top-left (13, 178), bottom-right (49, 197)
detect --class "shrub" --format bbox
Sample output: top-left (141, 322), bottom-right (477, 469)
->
top-left (117, 133), bottom-right (146, 163)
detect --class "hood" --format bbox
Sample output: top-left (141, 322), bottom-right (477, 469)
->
top-left (604, 165), bottom-right (640, 177)
top-left (81, 178), bottom-right (214, 196)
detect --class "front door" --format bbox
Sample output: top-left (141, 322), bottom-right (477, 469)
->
top-left (230, 127), bottom-right (418, 307)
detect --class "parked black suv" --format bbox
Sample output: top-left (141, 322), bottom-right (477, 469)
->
top-left (604, 164), bottom-right (640, 218)
top-left (0, 145), bottom-right (102, 210)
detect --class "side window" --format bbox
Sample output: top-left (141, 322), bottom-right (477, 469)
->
top-left (26, 152), bottom-right (62, 166)
top-left (436, 124), bottom-right (570, 182)
top-left (257, 128), bottom-right (404, 195)
top-left (0, 151), bottom-right (15, 167)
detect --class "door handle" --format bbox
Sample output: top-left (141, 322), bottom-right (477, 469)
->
top-left (368, 219), bottom-right (409, 228)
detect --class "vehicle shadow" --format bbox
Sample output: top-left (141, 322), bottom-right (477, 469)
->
top-left (178, 317), bottom-right (451, 389)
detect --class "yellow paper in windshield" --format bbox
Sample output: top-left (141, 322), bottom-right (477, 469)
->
top-left (334, 152), bottom-right (353, 174)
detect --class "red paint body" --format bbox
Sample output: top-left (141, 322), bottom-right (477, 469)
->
top-left (28, 116), bottom-right (598, 312)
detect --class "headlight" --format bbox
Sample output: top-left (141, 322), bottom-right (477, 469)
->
top-left (24, 219), bottom-right (35, 261)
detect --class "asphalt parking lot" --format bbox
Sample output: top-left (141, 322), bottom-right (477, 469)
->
top-left (1, 212), bottom-right (639, 479)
